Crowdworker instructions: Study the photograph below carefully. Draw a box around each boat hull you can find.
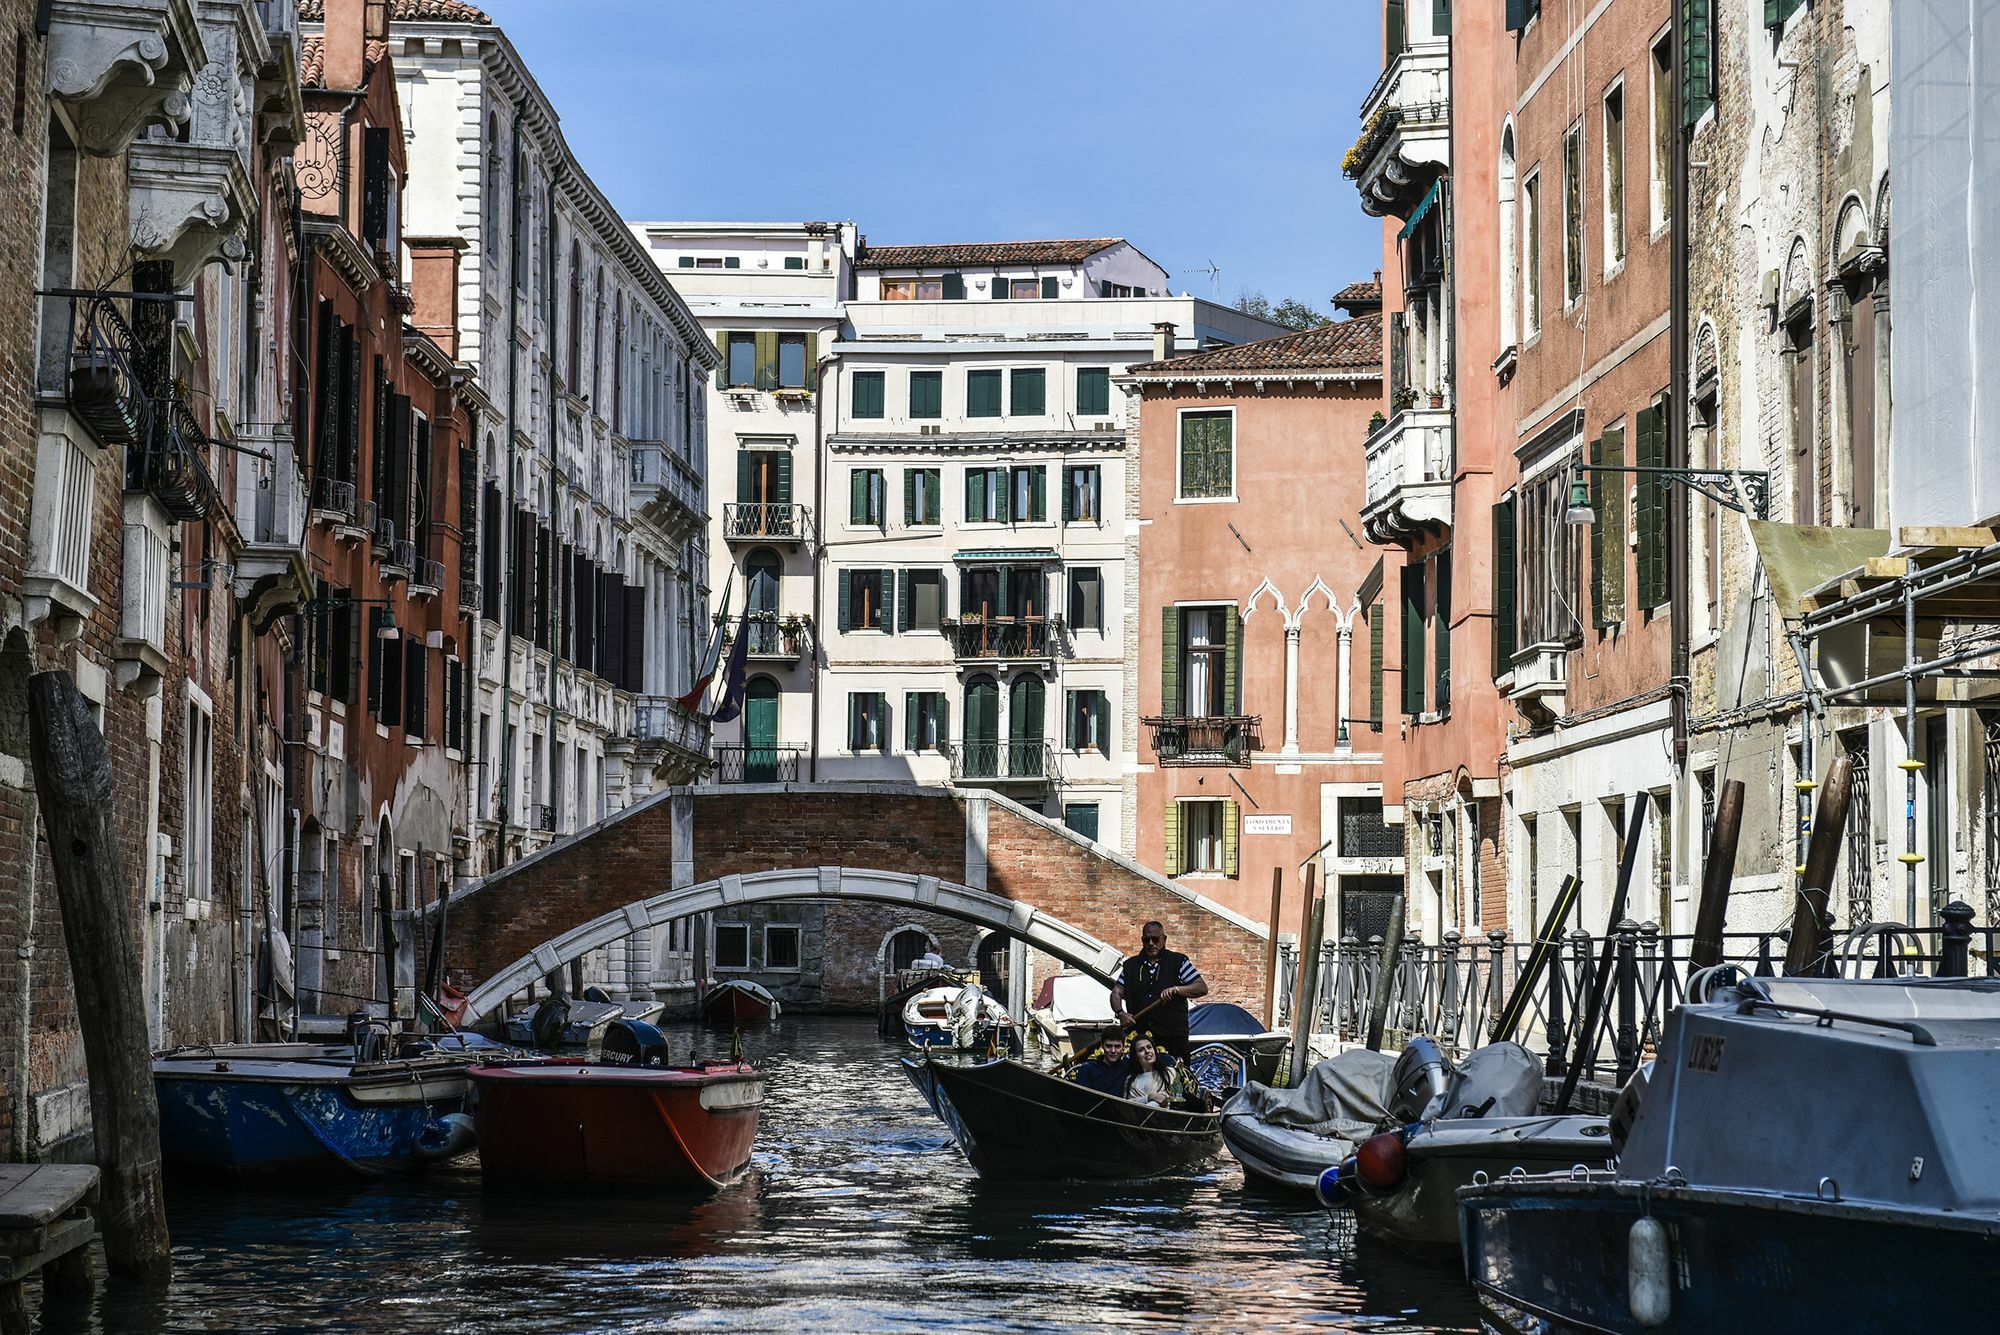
[154,1055,472,1176]
[469,1061,763,1189]
[1351,1116,1612,1246]
[913,1056,1220,1182]
[1459,1178,2000,1333]
[700,981,778,1026]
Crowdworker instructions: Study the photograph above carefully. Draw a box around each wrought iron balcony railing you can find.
[128,397,218,521]
[411,555,445,596]
[383,537,415,579]
[1144,714,1262,767]
[946,739,1058,785]
[530,803,556,833]
[310,476,357,522]
[459,577,483,615]
[60,294,148,449]
[940,615,1062,662]
[712,745,803,784]
[723,502,811,545]
[372,512,397,555]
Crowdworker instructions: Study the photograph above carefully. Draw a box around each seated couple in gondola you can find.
[1069,1032,1204,1109]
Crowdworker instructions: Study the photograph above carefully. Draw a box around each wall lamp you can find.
[1565,466,1771,524]
[301,594,404,640]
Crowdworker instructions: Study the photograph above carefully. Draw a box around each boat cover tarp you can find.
[1188,1002,1278,1040]
[1440,1042,1542,1120]
[1231,1048,1393,1138]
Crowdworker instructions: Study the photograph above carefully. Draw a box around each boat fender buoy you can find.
[1315,1163,1349,1208]
[1355,1132,1407,1190]
[1628,1216,1671,1327]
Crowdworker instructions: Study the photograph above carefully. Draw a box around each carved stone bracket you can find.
[45,0,207,155]
[128,138,253,281]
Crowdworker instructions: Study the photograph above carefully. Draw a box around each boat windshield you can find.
[1743,976,2000,1022]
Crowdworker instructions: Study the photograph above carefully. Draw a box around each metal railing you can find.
[723,502,811,543]
[411,555,446,593]
[371,511,396,554]
[947,739,1057,784]
[459,577,483,615]
[384,537,415,576]
[725,613,810,661]
[61,294,148,449]
[128,397,218,521]
[1273,902,1997,1087]
[941,615,1062,661]
[530,803,556,833]
[712,745,803,783]
[1144,714,1260,766]
[628,439,705,518]
[311,476,357,521]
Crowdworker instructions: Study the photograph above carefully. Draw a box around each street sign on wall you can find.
[1243,814,1293,836]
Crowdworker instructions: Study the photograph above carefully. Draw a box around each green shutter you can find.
[737,452,756,504]
[850,469,869,525]
[1064,691,1078,749]
[880,568,896,635]
[1684,0,1713,125]
[1224,610,1242,714]
[911,371,942,418]
[714,332,729,388]
[991,276,1009,300]
[997,567,1012,615]
[1011,368,1046,417]
[924,469,939,523]
[1369,603,1384,727]
[1506,0,1538,32]
[1061,467,1075,522]
[847,694,861,748]
[992,469,1011,523]
[803,332,819,389]
[942,273,965,300]
[939,696,950,748]
[774,451,793,505]
[1161,607,1183,715]
[967,369,1001,418]
[1028,466,1046,522]
[1401,565,1426,714]
[1078,366,1110,415]
[1493,497,1518,674]
[1094,691,1110,754]
[898,570,911,631]
[905,693,919,751]
[1386,0,1405,58]
[1433,553,1452,713]
[853,371,884,418]
[1603,423,1627,621]
[753,331,779,390]
[837,570,853,631]
[1222,800,1241,877]
[1163,802,1183,876]
[1637,402,1668,609]
[1041,276,1058,300]
[1432,0,1450,36]
[965,469,986,524]
[904,469,917,525]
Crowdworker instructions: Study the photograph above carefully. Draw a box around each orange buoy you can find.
[1355,1131,1407,1189]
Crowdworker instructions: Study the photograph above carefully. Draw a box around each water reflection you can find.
[57,1018,1481,1333]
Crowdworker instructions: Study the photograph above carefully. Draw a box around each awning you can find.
[1747,521,1891,621]
[1398,181,1442,240]
[953,548,1063,565]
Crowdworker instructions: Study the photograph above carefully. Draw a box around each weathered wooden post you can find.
[1939,899,1975,978]
[1784,755,1854,978]
[1689,779,1745,970]
[1262,867,1283,1028]
[1286,867,1324,1083]
[26,671,171,1281]
[1363,893,1406,1052]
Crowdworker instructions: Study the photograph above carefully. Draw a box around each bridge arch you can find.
[455,864,1126,1025]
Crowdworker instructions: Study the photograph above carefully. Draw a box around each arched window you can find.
[1008,675,1045,777]
[485,113,503,256]
[888,929,932,973]
[567,241,584,389]
[963,675,999,778]
[1499,124,1518,349]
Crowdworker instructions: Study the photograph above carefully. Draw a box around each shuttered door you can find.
[1224,611,1243,714]
[738,452,757,503]
[313,300,336,475]
[624,585,645,689]
[1636,403,1667,609]
[1161,607,1183,715]
[1493,497,1518,674]
[1369,603,1384,727]
[1163,802,1183,876]
[1222,800,1241,877]
[1401,565,1426,714]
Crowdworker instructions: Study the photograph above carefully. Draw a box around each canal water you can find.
[59,1018,1483,1333]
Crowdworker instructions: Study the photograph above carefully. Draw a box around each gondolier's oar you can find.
[1058,995,1171,1075]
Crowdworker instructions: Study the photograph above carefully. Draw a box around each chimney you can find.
[406,237,466,357]
[1151,321,1176,363]
[323,0,370,89]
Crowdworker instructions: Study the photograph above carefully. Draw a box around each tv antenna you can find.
[1187,261,1221,298]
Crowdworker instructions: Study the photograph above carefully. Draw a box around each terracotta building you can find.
[292,0,472,1015]
[1127,314,1393,938]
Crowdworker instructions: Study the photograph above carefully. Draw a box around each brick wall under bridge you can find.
[424,784,1270,1023]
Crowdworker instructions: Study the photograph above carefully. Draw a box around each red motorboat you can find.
[699,978,780,1026]
[467,1023,764,1189]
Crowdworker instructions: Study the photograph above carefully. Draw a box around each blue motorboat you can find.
[154,1040,477,1177]
[1458,975,2000,1332]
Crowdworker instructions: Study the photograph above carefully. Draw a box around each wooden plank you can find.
[2,1213,95,1283]
[1898,526,1999,551]
[1863,556,1911,579]
[0,1166,96,1230]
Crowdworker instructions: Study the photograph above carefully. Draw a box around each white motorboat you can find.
[904,983,1013,1050]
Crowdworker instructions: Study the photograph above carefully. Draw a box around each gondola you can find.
[906,1054,1221,1182]
[700,978,780,1025]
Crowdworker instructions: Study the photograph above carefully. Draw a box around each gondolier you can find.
[1110,921,1208,1060]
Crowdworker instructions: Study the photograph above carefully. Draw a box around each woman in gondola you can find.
[1126,1036,1198,1108]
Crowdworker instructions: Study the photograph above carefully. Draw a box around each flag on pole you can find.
[708,602,755,724]
[675,575,730,713]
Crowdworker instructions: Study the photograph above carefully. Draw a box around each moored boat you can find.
[469,1021,763,1189]
[154,1039,476,1176]
[1458,975,2000,1332]
[902,983,1014,1050]
[1185,1002,1290,1092]
[910,1054,1221,1181]
[502,996,624,1048]
[700,978,780,1026]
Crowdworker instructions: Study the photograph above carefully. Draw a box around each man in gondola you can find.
[1109,921,1207,1061]
[1068,1029,1130,1097]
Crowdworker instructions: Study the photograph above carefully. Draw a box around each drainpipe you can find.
[809,347,832,782]
[1668,3,1692,783]
[496,101,525,862]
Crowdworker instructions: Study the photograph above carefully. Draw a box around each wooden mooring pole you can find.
[1363,892,1405,1053]
[1688,779,1745,971]
[1286,873,1325,1085]
[1784,756,1855,977]
[1263,867,1283,1029]
[27,671,171,1282]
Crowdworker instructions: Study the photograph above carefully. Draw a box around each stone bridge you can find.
[421,783,1272,1026]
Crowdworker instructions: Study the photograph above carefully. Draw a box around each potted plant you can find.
[1392,387,1418,412]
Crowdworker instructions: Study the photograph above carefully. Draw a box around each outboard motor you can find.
[582,986,613,1005]
[601,1019,671,1069]
[346,1011,390,1065]
[1387,1035,1453,1124]
[530,994,572,1050]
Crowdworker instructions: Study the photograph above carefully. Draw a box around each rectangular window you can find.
[1069,567,1103,632]
[1492,494,1518,674]
[848,691,888,752]
[1177,606,1239,717]
[715,923,750,970]
[905,467,941,525]
[840,568,889,631]
[765,924,802,971]
[909,370,943,419]
[184,698,214,901]
[967,369,1002,418]
[784,255,806,270]
[1064,804,1101,843]
[1563,122,1584,306]
[852,370,885,419]
[1009,277,1044,300]
[1401,564,1426,715]
[1765,0,1804,30]
[726,333,756,388]
[1010,465,1047,522]
[1063,465,1102,522]
[1653,31,1675,228]
[905,690,948,751]
[964,466,1008,523]
[1066,689,1111,755]
[1523,171,1542,337]
[778,333,807,388]
[1172,799,1239,877]
[1636,396,1670,609]
[1178,409,1234,499]
[904,569,944,631]
[849,467,885,527]
[1589,425,1627,627]
[1077,366,1111,415]
[1010,368,1046,417]
[882,277,945,301]
[1603,83,1626,270]
[1519,464,1584,646]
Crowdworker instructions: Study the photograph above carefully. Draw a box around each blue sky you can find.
[479,0,1384,310]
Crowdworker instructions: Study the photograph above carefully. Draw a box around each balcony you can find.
[628,440,705,544]
[530,803,556,834]
[1348,41,1449,219]
[723,502,812,548]
[1144,715,1262,767]
[127,396,218,521]
[410,554,446,600]
[1507,642,1569,728]
[230,426,310,628]
[44,0,205,155]
[459,577,483,616]
[381,537,414,585]
[1361,406,1453,545]
[712,745,803,784]
[632,694,713,761]
[948,740,1058,791]
[57,294,148,450]
[728,614,812,666]
[941,615,1062,665]
[371,510,396,556]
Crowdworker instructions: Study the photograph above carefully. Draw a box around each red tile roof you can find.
[298,0,491,22]
[1333,279,1383,305]
[299,36,389,87]
[1125,313,1383,378]
[856,239,1123,270]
